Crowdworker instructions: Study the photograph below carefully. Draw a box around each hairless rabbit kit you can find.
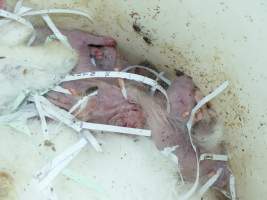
[0,1,265,200]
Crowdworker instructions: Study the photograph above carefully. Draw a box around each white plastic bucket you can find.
[3,1,267,199]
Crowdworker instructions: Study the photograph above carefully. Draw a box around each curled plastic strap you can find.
[37,95,151,137]
[90,57,96,66]
[16,6,32,15]
[229,174,236,200]
[122,65,171,86]
[160,145,184,184]
[34,138,88,190]
[161,146,179,165]
[82,130,102,152]
[200,153,228,162]
[14,0,24,13]
[120,84,128,99]
[0,104,37,123]
[150,71,165,95]
[0,0,30,25]
[37,96,82,132]
[21,8,93,21]
[33,95,49,138]
[0,9,33,28]
[198,168,223,197]
[118,78,128,99]
[214,188,231,199]
[179,81,229,200]
[14,1,33,16]
[52,86,72,95]
[61,71,170,112]
[41,14,71,48]
[115,68,128,99]
[69,91,98,114]
[10,90,30,112]
[82,121,151,137]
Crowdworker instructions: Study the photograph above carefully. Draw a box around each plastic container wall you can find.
[6,0,267,199]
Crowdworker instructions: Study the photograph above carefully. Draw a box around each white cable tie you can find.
[198,168,223,197]
[61,71,170,112]
[200,153,228,162]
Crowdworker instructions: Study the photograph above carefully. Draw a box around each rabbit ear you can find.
[0,0,4,9]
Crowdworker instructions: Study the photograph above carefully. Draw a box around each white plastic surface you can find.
[3,0,267,199]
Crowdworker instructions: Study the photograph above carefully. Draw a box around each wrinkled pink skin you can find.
[167,75,196,123]
[48,81,145,128]
[77,83,145,128]
[42,28,231,192]
[35,28,117,73]
[166,75,231,190]
[137,75,231,192]
[0,0,5,9]
[43,29,145,128]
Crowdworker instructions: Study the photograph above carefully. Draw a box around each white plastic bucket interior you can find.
[5,0,267,199]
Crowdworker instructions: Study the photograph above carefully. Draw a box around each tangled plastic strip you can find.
[179,81,229,200]
[197,168,223,197]
[81,121,151,137]
[229,174,236,200]
[9,90,30,112]
[90,57,96,66]
[41,14,71,48]
[34,138,88,191]
[150,71,166,96]
[123,65,170,96]
[122,65,171,86]
[82,130,102,152]
[22,8,92,47]
[114,68,128,99]
[51,90,98,138]
[37,95,151,137]
[14,0,24,13]
[16,6,32,15]
[52,86,72,95]
[33,95,49,138]
[0,104,37,123]
[161,146,185,184]
[0,104,36,136]
[160,146,179,165]
[61,71,170,112]
[1,1,92,47]
[200,153,228,162]
[0,9,33,28]
[21,8,92,20]
[69,90,98,114]
[213,174,236,200]
[37,95,82,132]
[35,139,86,181]
[0,0,29,26]
[118,76,128,99]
